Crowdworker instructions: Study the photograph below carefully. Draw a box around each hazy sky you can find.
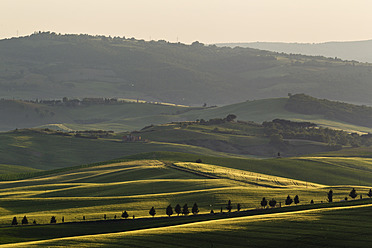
[1,0,372,44]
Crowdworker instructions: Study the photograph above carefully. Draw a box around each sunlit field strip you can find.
[3,203,372,248]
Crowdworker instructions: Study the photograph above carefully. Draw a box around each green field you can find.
[0,130,240,171]
[1,157,371,226]
[8,202,370,248]
[2,96,372,134]
[1,151,372,246]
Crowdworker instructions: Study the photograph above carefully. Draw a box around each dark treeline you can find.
[263,119,372,147]
[285,94,372,128]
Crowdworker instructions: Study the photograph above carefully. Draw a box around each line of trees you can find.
[10,189,372,225]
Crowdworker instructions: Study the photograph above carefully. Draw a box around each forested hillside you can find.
[285,94,372,128]
[218,40,372,63]
[1,32,372,105]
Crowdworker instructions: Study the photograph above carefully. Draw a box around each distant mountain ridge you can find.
[217,39,372,63]
[2,32,372,106]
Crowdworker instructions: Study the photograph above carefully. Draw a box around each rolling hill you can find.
[7,203,371,248]
[2,32,372,105]
[1,94,372,133]
[1,154,372,246]
[218,39,372,63]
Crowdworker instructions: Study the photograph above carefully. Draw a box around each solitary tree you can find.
[294,195,300,205]
[368,189,372,198]
[226,200,232,212]
[62,216,65,223]
[175,204,182,216]
[237,203,241,212]
[122,211,129,219]
[192,203,199,215]
[149,207,156,217]
[327,189,333,203]
[166,205,173,217]
[285,195,293,206]
[349,188,357,199]
[261,197,268,208]
[104,214,107,220]
[269,199,277,208]
[225,114,237,122]
[11,217,18,225]
[182,204,189,216]
[21,216,28,225]
[50,216,56,224]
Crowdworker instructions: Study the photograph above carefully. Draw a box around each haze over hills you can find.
[218,39,372,63]
[2,32,372,106]
[1,94,372,133]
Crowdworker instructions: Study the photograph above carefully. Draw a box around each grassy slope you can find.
[0,130,235,171]
[126,152,372,186]
[1,157,371,226]
[0,164,40,175]
[15,202,372,248]
[2,97,372,134]
[0,99,191,132]
[1,199,372,246]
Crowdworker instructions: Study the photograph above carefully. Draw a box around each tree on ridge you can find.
[122,211,129,219]
[11,217,18,225]
[226,200,232,212]
[166,205,173,217]
[261,197,268,208]
[327,189,333,203]
[21,216,28,225]
[175,204,181,216]
[349,188,357,199]
[285,195,293,206]
[149,207,156,217]
[192,203,199,215]
[182,204,189,216]
[294,195,300,205]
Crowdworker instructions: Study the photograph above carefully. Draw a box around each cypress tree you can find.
[166,205,173,217]
[261,197,268,208]
[192,203,199,215]
[149,207,156,217]
[50,216,56,224]
[175,204,181,216]
[349,188,357,199]
[285,195,293,206]
[182,204,189,216]
[294,195,300,205]
[122,211,129,219]
[226,200,232,212]
[327,189,333,203]
[11,217,18,225]
[21,216,28,225]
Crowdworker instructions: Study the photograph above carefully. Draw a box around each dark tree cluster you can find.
[263,119,366,147]
[286,94,372,130]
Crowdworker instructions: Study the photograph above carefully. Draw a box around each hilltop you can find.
[2,32,372,105]
[1,94,372,133]
[218,39,372,63]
